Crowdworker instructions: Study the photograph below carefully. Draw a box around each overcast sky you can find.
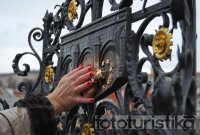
[0,0,199,74]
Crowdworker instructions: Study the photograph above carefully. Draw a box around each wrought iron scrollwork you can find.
[12,28,43,95]
[108,0,133,11]
[65,0,91,31]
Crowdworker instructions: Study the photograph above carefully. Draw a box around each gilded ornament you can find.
[81,123,94,135]
[92,69,105,83]
[68,0,78,22]
[152,27,173,61]
[44,65,54,84]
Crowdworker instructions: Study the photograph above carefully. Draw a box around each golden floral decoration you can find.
[44,65,54,84]
[81,123,94,135]
[152,27,173,61]
[68,0,78,22]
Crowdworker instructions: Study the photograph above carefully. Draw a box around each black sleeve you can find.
[14,94,57,135]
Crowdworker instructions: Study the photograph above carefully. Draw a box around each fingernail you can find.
[86,81,92,86]
[90,98,95,103]
[88,66,93,71]
[89,72,94,78]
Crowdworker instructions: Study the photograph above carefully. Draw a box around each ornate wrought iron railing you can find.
[2,0,196,134]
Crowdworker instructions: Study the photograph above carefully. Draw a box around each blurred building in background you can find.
[0,71,38,107]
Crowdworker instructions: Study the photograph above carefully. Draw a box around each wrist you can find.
[46,95,64,115]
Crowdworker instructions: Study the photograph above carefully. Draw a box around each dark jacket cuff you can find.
[14,94,57,135]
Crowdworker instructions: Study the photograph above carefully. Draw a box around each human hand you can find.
[47,65,95,115]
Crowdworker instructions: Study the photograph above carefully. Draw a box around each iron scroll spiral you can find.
[12,28,43,95]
